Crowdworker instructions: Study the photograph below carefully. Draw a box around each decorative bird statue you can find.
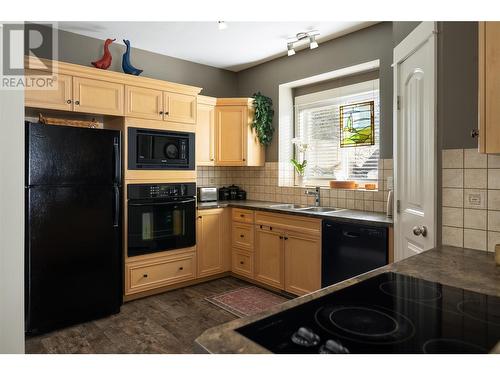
[122,39,143,76]
[91,38,115,70]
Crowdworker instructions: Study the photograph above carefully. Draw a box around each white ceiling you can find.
[57,22,377,72]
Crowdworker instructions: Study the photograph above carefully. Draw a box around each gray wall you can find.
[393,22,422,46]
[236,22,394,162]
[438,22,478,150]
[53,28,238,98]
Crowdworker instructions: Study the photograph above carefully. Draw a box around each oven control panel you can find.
[128,183,196,200]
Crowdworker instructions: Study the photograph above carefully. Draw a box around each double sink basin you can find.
[268,204,345,214]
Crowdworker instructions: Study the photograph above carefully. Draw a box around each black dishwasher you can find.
[322,220,388,288]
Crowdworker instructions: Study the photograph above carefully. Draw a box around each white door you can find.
[394,22,437,261]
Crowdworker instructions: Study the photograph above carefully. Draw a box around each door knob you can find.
[412,225,427,237]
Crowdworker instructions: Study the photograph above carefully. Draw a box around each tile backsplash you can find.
[442,148,500,252]
[197,159,393,213]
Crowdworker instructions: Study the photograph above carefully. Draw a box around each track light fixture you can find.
[218,21,228,30]
[286,30,320,56]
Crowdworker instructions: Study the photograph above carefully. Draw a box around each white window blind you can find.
[295,80,380,185]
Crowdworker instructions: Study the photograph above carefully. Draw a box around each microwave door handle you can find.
[128,199,195,206]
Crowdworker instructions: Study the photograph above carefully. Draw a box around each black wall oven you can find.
[128,127,195,170]
[127,183,196,257]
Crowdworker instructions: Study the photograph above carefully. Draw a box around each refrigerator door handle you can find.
[113,186,120,228]
[113,137,121,185]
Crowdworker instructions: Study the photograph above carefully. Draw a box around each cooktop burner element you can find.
[379,280,442,301]
[236,272,500,353]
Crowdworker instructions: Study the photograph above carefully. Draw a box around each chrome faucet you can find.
[305,186,321,207]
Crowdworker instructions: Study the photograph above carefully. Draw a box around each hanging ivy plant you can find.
[251,92,275,146]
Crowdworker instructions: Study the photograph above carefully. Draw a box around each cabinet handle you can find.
[159,111,164,115]
[279,236,283,239]
[284,237,289,240]
[260,225,263,229]
[143,274,148,278]
[179,266,184,270]
[243,158,246,161]
[240,214,245,218]
[165,111,169,115]
[210,158,214,161]
[471,129,479,138]
[197,216,202,219]
[74,100,80,105]
[66,99,72,104]
[240,234,244,238]
[240,261,244,265]
[270,226,273,231]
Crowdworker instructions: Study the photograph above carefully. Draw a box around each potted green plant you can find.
[251,92,274,146]
[290,138,309,184]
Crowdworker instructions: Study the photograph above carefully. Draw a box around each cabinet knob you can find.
[210,158,214,161]
[279,236,283,239]
[471,129,479,138]
[240,234,244,238]
[66,99,72,104]
[197,216,202,219]
[74,100,80,105]
[165,111,169,115]
[240,214,245,218]
[159,111,164,115]
[143,274,148,278]
[240,261,244,265]
[284,237,289,240]
[242,158,246,161]
[179,266,184,270]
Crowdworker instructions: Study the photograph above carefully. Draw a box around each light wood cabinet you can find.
[125,250,196,295]
[215,98,265,167]
[232,249,254,278]
[164,91,197,124]
[232,208,254,224]
[478,22,500,153]
[196,96,216,166]
[73,77,124,116]
[125,85,163,120]
[25,71,73,111]
[254,226,284,289]
[197,209,225,278]
[232,222,254,251]
[284,231,321,296]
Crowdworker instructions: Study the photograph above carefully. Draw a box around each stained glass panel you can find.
[339,100,375,147]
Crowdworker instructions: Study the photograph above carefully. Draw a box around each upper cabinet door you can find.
[125,86,163,120]
[479,22,500,153]
[163,91,197,124]
[215,106,247,166]
[25,71,73,111]
[73,77,124,116]
[196,103,215,166]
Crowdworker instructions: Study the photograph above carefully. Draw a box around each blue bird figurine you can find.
[122,39,143,76]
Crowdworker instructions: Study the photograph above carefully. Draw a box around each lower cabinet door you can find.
[197,209,225,278]
[284,233,321,296]
[254,227,284,289]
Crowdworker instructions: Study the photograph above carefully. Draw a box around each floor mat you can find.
[205,286,289,317]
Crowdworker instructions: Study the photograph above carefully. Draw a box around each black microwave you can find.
[128,127,195,170]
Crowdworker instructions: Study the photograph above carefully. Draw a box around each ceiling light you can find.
[309,35,318,49]
[286,30,320,56]
[217,21,227,30]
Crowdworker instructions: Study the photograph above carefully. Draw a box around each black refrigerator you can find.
[25,122,123,335]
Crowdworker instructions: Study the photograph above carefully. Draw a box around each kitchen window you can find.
[294,79,380,186]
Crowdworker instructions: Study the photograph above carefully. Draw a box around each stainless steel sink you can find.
[296,206,343,213]
[269,204,308,209]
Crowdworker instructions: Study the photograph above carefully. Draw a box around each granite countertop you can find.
[194,246,500,354]
[197,200,393,227]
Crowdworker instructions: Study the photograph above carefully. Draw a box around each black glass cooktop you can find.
[236,272,500,354]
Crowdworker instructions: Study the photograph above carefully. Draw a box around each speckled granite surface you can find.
[194,246,500,354]
[197,200,393,227]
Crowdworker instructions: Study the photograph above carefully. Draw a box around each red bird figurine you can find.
[91,38,115,70]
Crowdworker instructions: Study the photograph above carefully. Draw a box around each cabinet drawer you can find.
[232,249,253,278]
[232,208,254,224]
[232,223,254,250]
[126,253,195,294]
[255,211,321,237]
